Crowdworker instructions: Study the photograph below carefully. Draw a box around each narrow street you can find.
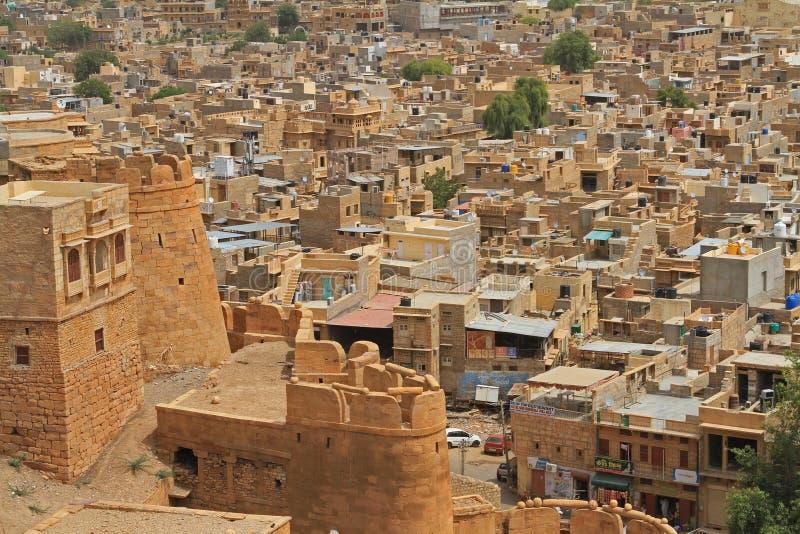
[448,445,520,509]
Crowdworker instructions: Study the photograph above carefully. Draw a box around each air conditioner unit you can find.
[545,463,558,473]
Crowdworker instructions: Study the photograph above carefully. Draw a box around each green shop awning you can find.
[591,472,631,491]
[584,230,614,241]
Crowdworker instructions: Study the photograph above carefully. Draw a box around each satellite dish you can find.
[208,197,214,203]
[690,192,696,198]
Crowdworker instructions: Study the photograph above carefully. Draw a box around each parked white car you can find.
[446,427,482,448]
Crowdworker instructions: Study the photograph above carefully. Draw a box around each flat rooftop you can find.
[733,351,792,369]
[527,367,618,391]
[411,291,474,307]
[175,342,290,422]
[0,111,55,122]
[618,392,701,422]
[32,502,290,534]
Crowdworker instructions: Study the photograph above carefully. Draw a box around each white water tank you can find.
[208,236,220,248]
[173,133,184,143]
[720,174,729,187]
[542,127,550,135]
[774,220,788,238]
[214,155,235,179]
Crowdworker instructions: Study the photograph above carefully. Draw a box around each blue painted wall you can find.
[457,371,531,400]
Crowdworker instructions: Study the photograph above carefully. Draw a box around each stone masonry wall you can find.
[451,472,501,508]
[118,153,230,367]
[0,291,143,481]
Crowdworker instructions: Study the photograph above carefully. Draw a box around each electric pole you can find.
[460,439,467,475]
[500,396,511,474]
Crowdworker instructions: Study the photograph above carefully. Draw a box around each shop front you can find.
[591,472,631,506]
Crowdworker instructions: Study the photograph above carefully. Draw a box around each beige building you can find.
[0,181,143,482]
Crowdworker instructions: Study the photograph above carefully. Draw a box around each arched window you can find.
[67,249,81,283]
[95,241,108,274]
[114,233,126,264]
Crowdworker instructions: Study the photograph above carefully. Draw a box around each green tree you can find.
[0,17,15,30]
[277,3,300,33]
[399,58,452,81]
[726,351,800,533]
[482,93,530,139]
[244,21,272,43]
[519,16,539,25]
[547,0,577,10]
[46,20,92,50]
[65,0,87,7]
[543,30,599,74]
[75,78,113,104]
[151,85,186,100]
[74,49,119,82]
[215,0,228,8]
[514,77,548,129]
[101,0,117,7]
[422,167,463,210]
[656,86,697,109]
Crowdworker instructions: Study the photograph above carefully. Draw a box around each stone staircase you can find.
[282,269,300,304]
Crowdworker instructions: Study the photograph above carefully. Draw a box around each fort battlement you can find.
[115,153,230,368]
[156,343,452,533]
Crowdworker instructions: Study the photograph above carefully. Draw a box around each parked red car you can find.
[483,433,511,455]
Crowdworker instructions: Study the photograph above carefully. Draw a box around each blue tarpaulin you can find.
[584,230,614,241]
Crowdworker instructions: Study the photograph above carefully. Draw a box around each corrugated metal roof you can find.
[468,312,556,338]
[224,221,295,232]
[216,239,274,251]
[580,341,681,355]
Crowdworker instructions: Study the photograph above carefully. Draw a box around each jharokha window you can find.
[115,233,125,264]
[67,249,81,283]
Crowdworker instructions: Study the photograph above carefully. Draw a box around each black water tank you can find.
[709,112,715,119]
[749,175,758,184]
[637,197,647,207]
[625,180,634,187]
[655,287,667,298]
[400,296,412,307]
[696,326,710,337]
[559,284,571,298]
[762,312,773,324]
[349,253,361,260]
[665,287,678,299]
[612,228,622,238]
[301,247,312,253]
[749,340,763,351]
[740,174,749,184]
[775,147,781,155]
[657,176,667,186]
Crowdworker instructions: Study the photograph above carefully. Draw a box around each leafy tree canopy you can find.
[74,49,119,82]
[244,21,272,43]
[46,20,92,50]
[0,17,15,30]
[656,86,697,109]
[547,0,577,11]
[542,30,599,74]
[399,58,452,81]
[151,85,187,100]
[277,3,300,32]
[422,167,463,210]
[75,78,113,104]
[519,16,539,25]
[215,0,228,9]
[101,0,117,8]
[483,93,530,139]
[514,77,549,129]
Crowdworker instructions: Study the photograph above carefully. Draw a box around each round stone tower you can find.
[117,152,230,367]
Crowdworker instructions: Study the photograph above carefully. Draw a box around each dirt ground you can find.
[177,342,291,421]
[0,366,209,534]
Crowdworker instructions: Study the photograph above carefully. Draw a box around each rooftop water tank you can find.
[774,220,788,238]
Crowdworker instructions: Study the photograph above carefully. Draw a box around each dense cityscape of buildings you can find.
[1,0,800,532]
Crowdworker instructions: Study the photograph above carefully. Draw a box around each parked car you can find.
[496,457,517,482]
[484,433,512,455]
[445,427,482,448]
